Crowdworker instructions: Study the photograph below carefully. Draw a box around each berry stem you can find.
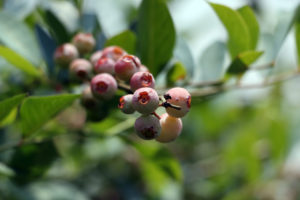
[152,112,161,120]
[118,82,133,94]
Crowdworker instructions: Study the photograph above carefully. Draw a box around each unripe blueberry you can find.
[101,46,127,61]
[81,85,99,109]
[132,87,159,114]
[91,73,117,100]
[135,115,161,140]
[115,55,141,81]
[72,33,95,54]
[164,87,191,118]
[69,59,92,80]
[54,43,79,67]
[90,50,103,66]
[94,57,115,75]
[118,94,135,114]
[155,113,182,143]
[130,71,155,91]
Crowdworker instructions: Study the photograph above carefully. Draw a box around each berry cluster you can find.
[54,33,191,143]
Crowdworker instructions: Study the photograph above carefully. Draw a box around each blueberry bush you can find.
[0,0,300,199]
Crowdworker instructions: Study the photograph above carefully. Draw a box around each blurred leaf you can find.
[43,10,70,44]
[45,1,79,33]
[20,94,80,136]
[9,141,58,184]
[198,41,226,81]
[95,32,107,50]
[3,0,38,19]
[0,12,41,66]
[295,6,300,66]
[237,6,259,49]
[105,30,137,54]
[0,46,41,77]
[209,3,250,58]
[173,36,195,77]
[81,13,98,33]
[27,181,89,200]
[227,51,263,74]
[0,108,18,128]
[167,61,187,85]
[0,94,26,122]
[0,162,15,177]
[34,25,57,77]
[137,0,176,76]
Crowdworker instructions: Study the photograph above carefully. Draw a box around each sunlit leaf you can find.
[0,162,15,177]
[209,3,250,58]
[0,93,27,122]
[227,51,263,74]
[295,6,300,66]
[0,46,41,77]
[237,6,259,49]
[20,94,80,135]
[105,30,137,54]
[137,0,176,76]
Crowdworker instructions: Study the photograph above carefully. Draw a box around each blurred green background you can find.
[0,0,300,199]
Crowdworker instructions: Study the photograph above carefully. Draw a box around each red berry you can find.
[94,57,115,75]
[135,115,161,140]
[164,87,191,118]
[90,50,103,66]
[101,46,127,61]
[130,71,155,91]
[69,59,92,80]
[118,94,135,114]
[115,55,141,81]
[132,87,159,114]
[72,33,95,54]
[91,73,117,99]
[155,113,182,143]
[54,43,79,67]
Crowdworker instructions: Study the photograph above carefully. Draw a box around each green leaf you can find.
[3,0,38,19]
[0,46,41,77]
[227,51,263,74]
[167,61,187,86]
[198,41,226,81]
[209,3,250,58]
[295,6,300,66]
[43,10,70,44]
[0,162,15,177]
[105,30,137,54]
[137,0,176,76]
[0,11,41,66]
[0,94,27,122]
[237,6,259,49]
[20,94,80,135]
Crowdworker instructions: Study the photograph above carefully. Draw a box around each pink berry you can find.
[94,57,115,75]
[69,59,92,80]
[118,94,135,114]
[132,87,159,114]
[135,115,161,140]
[91,73,117,100]
[130,71,155,91]
[155,113,182,143]
[164,87,191,118]
[54,43,79,67]
[90,50,103,66]
[72,33,95,54]
[101,46,127,61]
[115,55,141,81]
